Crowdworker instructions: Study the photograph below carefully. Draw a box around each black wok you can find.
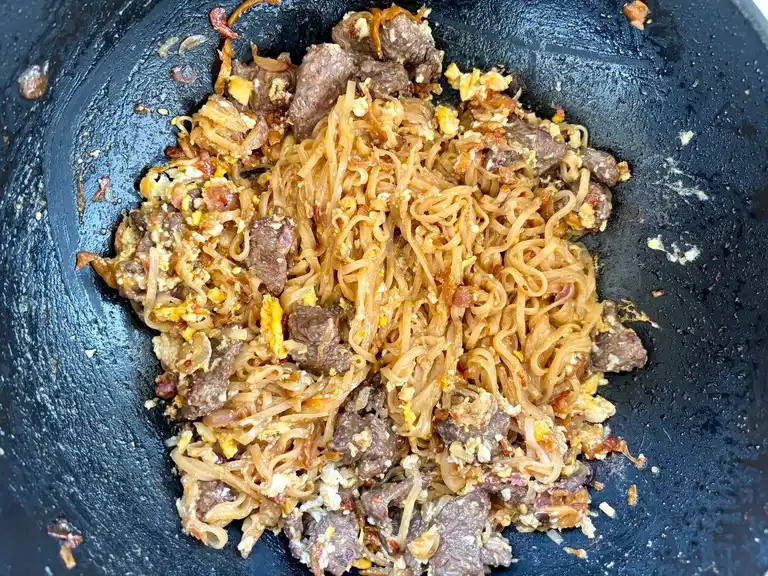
[1,0,767,574]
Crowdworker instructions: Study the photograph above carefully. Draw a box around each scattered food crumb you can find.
[628,484,638,506]
[0,447,5,456]
[563,547,587,560]
[144,398,159,410]
[651,465,660,475]
[34,211,42,221]
[89,150,102,158]
[47,518,83,570]
[134,104,150,114]
[679,130,695,146]
[92,176,110,202]
[647,236,701,265]
[18,62,50,100]
[592,480,605,491]
[618,300,660,329]
[546,529,564,545]
[599,502,616,518]
[157,108,170,116]
[171,65,198,84]
[623,0,649,30]
[84,349,96,358]
[651,289,664,297]
[157,36,180,58]
[635,453,647,470]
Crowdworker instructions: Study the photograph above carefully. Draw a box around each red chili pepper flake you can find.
[209,7,240,39]
[170,65,198,84]
[92,176,110,202]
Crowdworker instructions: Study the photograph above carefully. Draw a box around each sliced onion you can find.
[179,35,207,56]
[252,55,290,72]
[547,529,564,545]
[157,36,180,58]
[176,332,212,374]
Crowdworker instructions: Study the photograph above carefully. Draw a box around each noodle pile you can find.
[79,3,647,573]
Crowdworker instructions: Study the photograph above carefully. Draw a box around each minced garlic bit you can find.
[617,160,632,182]
[627,484,638,506]
[679,130,694,147]
[599,501,616,518]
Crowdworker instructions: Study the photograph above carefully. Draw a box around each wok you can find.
[0,0,767,574]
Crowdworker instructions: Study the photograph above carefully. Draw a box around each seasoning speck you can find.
[134,104,150,114]
[144,398,159,410]
[651,465,660,475]
[651,289,664,297]
[563,547,587,560]
[157,108,170,116]
[84,349,96,358]
[34,211,42,221]
[18,63,50,100]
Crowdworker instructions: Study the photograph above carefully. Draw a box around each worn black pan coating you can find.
[0,0,767,574]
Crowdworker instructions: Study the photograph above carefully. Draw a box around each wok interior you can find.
[0,0,766,574]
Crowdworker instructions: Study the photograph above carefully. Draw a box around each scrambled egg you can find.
[435,105,460,136]
[217,433,239,459]
[228,75,253,106]
[533,420,551,442]
[154,297,209,324]
[444,63,514,102]
[573,393,616,424]
[260,295,287,359]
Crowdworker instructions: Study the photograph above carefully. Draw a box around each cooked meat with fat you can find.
[361,477,414,531]
[286,511,363,576]
[231,59,296,112]
[180,338,243,420]
[380,14,443,84]
[582,147,619,187]
[288,44,358,139]
[287,304,353,375]
[505,118,566,175]
[591,301,647,372]
[245,217,295,295]
[331,12,378,57]
[328,410,399,479]
[196,480,237,521]
[357,59,410,98]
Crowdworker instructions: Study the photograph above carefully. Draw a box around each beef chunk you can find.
[485,143,522,172]
[553,461,592,492]
[288,44,358,139]
[479,535,513,568]
[246,217,295,295]
[155,372,178,400]
[380,14,443,83]
[287,304,352,375]
[342,373,388,418]
[581,147,619,187]
[332,12,377,57]
[180,338,243,420]
[481,472,529,504]
[583,182,613,231]
[231,59,296,112]
[328,411,398,480]
[505,118,566,176]
[436,393,511,457]
[116,260,147,302]
[591,301,647,373]
[303,512,363,576]
[357,60,410,98]
[430,490,505,576]
[361,478,414,531]
[196,480,237,521]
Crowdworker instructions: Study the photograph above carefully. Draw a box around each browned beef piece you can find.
[304,512,363,576]
[282,509,306,562]
[484,144,522,172]
[115,260,147,302]
[591,301,647,372]
[582,147,619,187]
[331,12,377,57]
[481,471,529,504]
[195,480,237,521]
[246,217,295,295]
[231,59,296,112]
[380,14,443,83]
[553,461,592,491]
[288,44,358,139]
[287,304,352,375]
[180,339,243,420]
[357,59,410,98]
[343,373,388,418]
[436,409,511,456]
[361,478,414,531]
[430,490,500,576]
[505,118,566,175]
[328,411,398,480]
[154,372,178,400]
[583,182,613,230]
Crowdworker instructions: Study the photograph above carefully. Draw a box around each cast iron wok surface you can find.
[0,0,767,574]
